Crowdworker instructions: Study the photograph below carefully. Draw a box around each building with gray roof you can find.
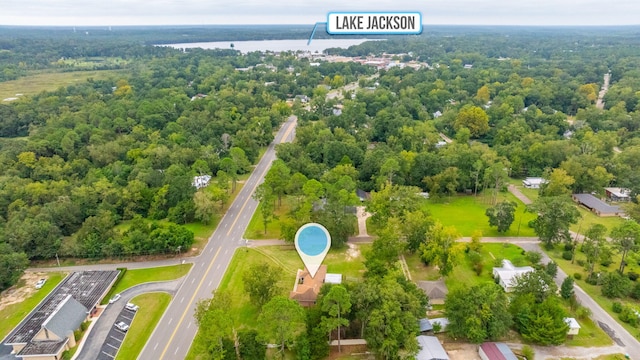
[572,193,623,217]
[416,336,449,360]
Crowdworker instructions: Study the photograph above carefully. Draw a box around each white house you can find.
[192,175,211,190]
[564,317,581,336]
[492,260,534,292]
[522,177,547,189]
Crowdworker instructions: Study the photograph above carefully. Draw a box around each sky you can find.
[1,0,639,27]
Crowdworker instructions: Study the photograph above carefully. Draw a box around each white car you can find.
[125,303,139,312]
[114,321,129,332]
[35,279,46,289]
[108,294,121,304]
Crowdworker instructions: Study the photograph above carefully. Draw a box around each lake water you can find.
[161,39,378,53]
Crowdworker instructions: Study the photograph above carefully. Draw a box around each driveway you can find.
[74,279,182,360]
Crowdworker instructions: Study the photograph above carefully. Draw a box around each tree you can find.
[253,183,276,234]
[483,162,510,205]
[403,210,433,253]
[420,221,463,276]
[454,105,489,138]
[364,218,405,278]
[194,291,235,360]
[511,295,569,345]
[193,190,217,224]
[264,159,291,208]
[320,285,352,353]
[540,168,575,197]
[238,330,266,360]
[582,224,609,276]
[445,283,512,343]
[258,296,306,355]
[610,221,640,274]
[528,196,580,249]
[367,184,423,226]
[512,270,558,304]
[0,244,29,291]
[242,262,281,308]
[600,271,633,298]
[485,201,516,233]
[560,276,575,300]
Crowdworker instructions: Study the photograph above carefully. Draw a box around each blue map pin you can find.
[294,223,331,278]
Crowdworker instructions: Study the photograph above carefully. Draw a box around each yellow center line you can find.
[158,246,222,360]
[225,119,296,236]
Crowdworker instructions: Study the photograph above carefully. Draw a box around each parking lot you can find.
[96,305,138,360]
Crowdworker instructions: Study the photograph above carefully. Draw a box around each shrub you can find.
[562,251,573,261]
[564,243,574,251]
[586,272,600,285]
[629,272,639,282]
[525,251,542,265]
[619,306,639,326]
[612,302,623,313]
[573,272,582,280]
[601,272,633,298]
[576,259,585,267]
[521,345,535,360]
[432,321,442,333]
[494,258,504,267]
[576,306,592,320]
[473,262,483,276]
[601,258,613,267]
[546,262,558,278]
[631,283,640,300]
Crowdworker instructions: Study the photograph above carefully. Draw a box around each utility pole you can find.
[55,253,60,267]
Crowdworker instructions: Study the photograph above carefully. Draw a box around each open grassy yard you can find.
[546,244,640,340]
[0,70,127,101]
[245,198,293,239]
[565,312,612,347]
[0,272,66,339]
[101,264,192,304]
[115,292,172,360]
[425,192,537,237]
[571,206,625,234]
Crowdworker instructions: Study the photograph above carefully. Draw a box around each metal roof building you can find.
[416,336,449,360]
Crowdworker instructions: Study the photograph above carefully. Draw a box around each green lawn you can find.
[565,311,612,347]
[571,206,625,234]
[0,272,66,339]
[547,245,640,340]
[245,198,293,239]
[508,178,540,202]
[101,264,192,304]
[443,242,532,291]
[115,292,172,360]
[425,192,537,237]
[0,69,127,101]
[186,244,369,360]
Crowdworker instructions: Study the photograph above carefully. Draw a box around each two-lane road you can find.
[138,115,297,360]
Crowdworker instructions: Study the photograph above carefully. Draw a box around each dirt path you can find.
[439,132,453,144]
[355,206,372,237]
[508,184,533,205]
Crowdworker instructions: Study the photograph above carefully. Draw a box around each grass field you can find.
[101,264,191,304]
[425,192,538,237]
[547,245,640,339]
[571,206,625,234]
[245,198,293,239]
[115,292,172,360]
[0,70,127,101]
[0,272,66,339]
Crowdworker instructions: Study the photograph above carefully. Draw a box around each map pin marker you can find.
[295,223,331,278]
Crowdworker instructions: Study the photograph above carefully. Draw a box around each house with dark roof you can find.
[572,193,623,217]
[3,271,119,360]
[478,342,517,360]
[418,280,448,305]
[416,336,449,360]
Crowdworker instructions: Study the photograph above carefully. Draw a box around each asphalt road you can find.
[75,279,182,360]
[137,115,297,360]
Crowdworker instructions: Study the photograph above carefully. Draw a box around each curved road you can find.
[137,115,297,360]
[75,279,182,360]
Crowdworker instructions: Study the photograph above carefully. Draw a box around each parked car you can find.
[125,303,139,312]
[35,279,46,289]
[108,294,121,304]
[114,321,129,332]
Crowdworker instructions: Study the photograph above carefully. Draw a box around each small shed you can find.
[522,177,546,189]
[478,342,517,360]
[564,317,581,336]
[416,336,449,360]
[605,187,631,202]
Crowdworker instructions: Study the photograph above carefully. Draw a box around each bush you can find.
[576,306,592,320]
[631,283,640,300]
[473,262,483,276]
[612,302,623,313]
[546,262,558,278]
[619,306,639,326]
[573,272,583,280]
[600,258,613,267]
[576,259,585,267]
[601,272,633,298]
[564,243,574,251]
[432,321,442,333]
[525,251,542,265]
[562,251,573,261]
[586,273,599,285]
[629,272,639,282]
[521,345,535,360]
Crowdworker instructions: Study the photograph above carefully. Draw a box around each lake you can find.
[161,39,379,53]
